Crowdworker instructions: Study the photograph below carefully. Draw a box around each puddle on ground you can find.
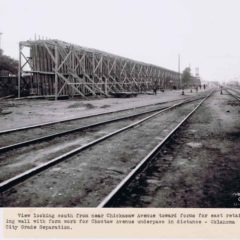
[146,179,161,185]
[189,129,197,133]
[155,136,163,140]
[50,167,61,172]
[186,142,202,148]
[175,158,189,166]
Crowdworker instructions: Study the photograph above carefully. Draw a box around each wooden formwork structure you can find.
[18,39,181,99]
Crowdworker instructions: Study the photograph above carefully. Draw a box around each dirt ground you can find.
[112,90,240,208]
[0,89,205,130]
[1,88,239,208]
[0,99,202,207]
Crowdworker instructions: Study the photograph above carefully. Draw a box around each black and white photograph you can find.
[0,0,240,212]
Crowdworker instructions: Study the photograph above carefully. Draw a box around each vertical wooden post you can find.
[92,52,95,96]
[105,77,108,95]
[54,45,58,100]
[18,43,22,98]
[100,56,103,95]
[71,48,75,97]
[114,58,117,88]
[42,46,48,95]
[35,45,40,95]
[39,46,44,96]
[83,53,86,95]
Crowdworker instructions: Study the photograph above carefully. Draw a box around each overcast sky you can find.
[1,0,240,82]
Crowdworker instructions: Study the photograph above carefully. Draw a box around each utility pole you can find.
[0,32,3,49]
[178,54,184,95]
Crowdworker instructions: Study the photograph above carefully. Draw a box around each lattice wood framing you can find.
[18,39,182,99]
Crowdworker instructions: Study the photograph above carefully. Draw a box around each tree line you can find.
[0,49,18,75]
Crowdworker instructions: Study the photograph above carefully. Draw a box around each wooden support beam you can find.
[18,43,22,98]
[19,39,182,98]
[54,45,59,100]
[43,42,56,64]
[56,72,85,97]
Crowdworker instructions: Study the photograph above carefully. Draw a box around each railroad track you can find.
[0,95,194,135]
[0,94,209,153]
[224,87,240,101]
[0,93,212,196]
[97,90,214,208]
[1,91,219,207]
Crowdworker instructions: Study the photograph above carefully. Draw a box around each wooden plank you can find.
[19,39,184,98]
[56,72,85,97]
[54,45,59,99]
[43,42,56,64]
[18,44,22,98]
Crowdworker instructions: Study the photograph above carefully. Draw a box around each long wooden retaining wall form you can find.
[18,39,184,99]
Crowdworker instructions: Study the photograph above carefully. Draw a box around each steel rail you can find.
[0,96,205,153]
[0,106,168,153]
[97,90,214,208]
[0,96,191,135]
[226,86,240,95]
[0,95,206,193]
[224,88,240,102]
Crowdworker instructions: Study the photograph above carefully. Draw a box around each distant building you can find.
[228,80,239,86]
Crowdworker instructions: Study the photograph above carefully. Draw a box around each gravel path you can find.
[110,91,240,208]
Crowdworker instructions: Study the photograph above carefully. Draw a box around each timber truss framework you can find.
[18,39,181,99]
